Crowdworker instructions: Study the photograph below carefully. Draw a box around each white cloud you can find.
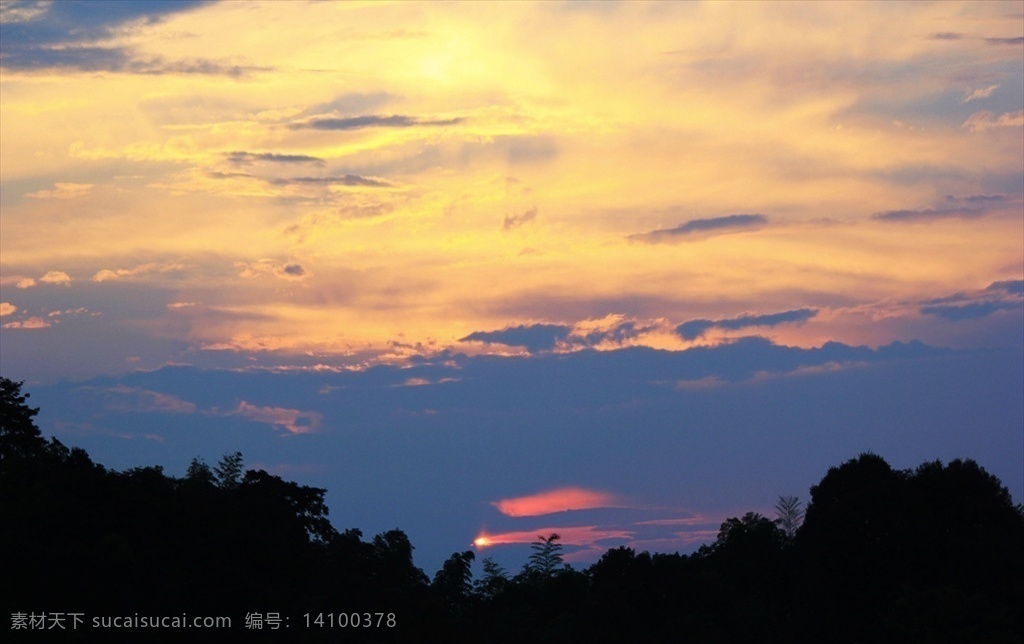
[963,84,998,103]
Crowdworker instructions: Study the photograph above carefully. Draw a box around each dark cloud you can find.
[502,207,538,231]
[928,32,965,40]
[0,1,266,77]
[676,308,818,340]
[986,37,1024,46]
[920,280,1024,321]
[574,320,654,347]
[271,175,392,188]
[281,264,305,277]
[460,324,571,351]
[961,194,1008,204]
[226,152,325,166]
[629,214,767,243]
[0,0,270,76]
[290,114,464,131]
[872,208,980,222]
[207,171,256,180]
[987,280,1024,296]
[871,193,1018,222]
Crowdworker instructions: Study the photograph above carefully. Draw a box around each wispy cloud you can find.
[25,182,93,200]
[226,151,325,166]
[628,214,767,243]
[103,386,198,414]
[676,308,818,341]
[92,262,185,282]
[920,280,1024,321]
[502,207,538,231]
[231,401,321,435]
[985,37,1024,46]
[271,175,391,188]
[235,259,310,281]
[962,109,1024,132]
[461,324,570,352]
[289,114,464,131]
[963,84,999,103]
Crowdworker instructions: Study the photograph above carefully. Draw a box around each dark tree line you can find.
[2,377,1022,641]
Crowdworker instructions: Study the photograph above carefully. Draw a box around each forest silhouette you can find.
[2,376,1022,641]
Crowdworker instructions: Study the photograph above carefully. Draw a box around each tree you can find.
[774,495,804,539]
[214,451,244,489]
[432,550,475,610]
[0,377,45,463]
[526,533,563,577]
[474,557,509,600]
[185,456,216,486]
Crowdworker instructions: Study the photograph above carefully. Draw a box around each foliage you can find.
[524,533,563,578]
[213,450,244,489]
[3,383,1022,640]
[774,494,804,539]
[0,377,44,463]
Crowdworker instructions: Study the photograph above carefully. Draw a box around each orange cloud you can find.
[492,487,622,517]
[0,303,16,317]
[39,271,71,285]
[2,317,51,329]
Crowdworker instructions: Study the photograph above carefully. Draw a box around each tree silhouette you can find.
[432,550,476,619]
[525,533,563,577]
[213,451,244,489]
[774,495,804,539]
[184,456,216,486]
[0,377,45,463]
[5,382,1022,640]
[475,557,510,600]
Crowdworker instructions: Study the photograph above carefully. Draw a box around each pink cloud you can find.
[232,401,322,435]
[474,525,634,549]
[492,487,623,517]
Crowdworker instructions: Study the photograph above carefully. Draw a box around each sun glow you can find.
[473,536,491,548]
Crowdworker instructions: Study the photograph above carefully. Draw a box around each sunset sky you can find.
[1,0,1022,573]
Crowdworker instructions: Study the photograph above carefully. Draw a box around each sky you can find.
[1,0,1022,574]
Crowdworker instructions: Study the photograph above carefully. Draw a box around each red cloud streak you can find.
[475,525,633,548]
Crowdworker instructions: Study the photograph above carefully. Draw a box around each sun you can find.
[473,536,491,548]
